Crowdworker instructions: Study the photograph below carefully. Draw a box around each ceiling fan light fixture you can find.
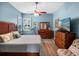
[34,12,40,16]
[34,2,47,16]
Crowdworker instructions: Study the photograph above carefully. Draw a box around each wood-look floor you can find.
[41,39,59,56]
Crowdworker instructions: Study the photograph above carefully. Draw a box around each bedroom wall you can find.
[53,2,79,38]
[0,2,22,25]
[22,14,53,34]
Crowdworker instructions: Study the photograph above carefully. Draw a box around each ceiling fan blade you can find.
[34,11,47,14]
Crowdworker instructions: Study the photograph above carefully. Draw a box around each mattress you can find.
[0,35,41,52]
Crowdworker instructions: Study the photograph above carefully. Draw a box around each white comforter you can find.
[0,35,41,52]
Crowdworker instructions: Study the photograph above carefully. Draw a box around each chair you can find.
[57,39,79,56]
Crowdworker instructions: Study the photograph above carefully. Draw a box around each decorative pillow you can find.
[0,33,11,42]
[5,32,13,40]
[57,49,75,56]
[69,39,79,56]
[72,39,79,46]
[0,37,4,42]
[12,31,21,39]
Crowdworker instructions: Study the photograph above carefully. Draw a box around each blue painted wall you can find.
[22,14,53,34]
[23,14,53,23]
[0,2,22,25]
[53,2,79,38]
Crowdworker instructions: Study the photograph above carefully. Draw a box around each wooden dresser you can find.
[38,29,53,39]
[55,31,75,49]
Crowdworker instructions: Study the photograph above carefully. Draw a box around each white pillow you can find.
[12,31,20,35]
[5,32,13,39]
[12,31,21,38]
[0,33,12,42]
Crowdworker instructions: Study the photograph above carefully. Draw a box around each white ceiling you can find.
[10,2,64,14]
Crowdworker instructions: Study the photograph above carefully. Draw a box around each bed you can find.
[0,22,41,56]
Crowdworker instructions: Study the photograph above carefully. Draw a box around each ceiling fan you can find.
[33,2,47,16]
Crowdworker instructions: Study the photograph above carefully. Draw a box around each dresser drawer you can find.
[38,29,53,39]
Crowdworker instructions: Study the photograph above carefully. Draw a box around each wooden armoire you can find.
[55,31,75,49]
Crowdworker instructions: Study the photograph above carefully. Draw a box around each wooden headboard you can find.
[0,22,17,34]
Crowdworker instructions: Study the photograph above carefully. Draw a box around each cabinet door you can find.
[55,32,65,48]
[55,32,61,40]
[61,32,65,42]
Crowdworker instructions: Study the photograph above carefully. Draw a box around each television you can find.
[55,17,71,31]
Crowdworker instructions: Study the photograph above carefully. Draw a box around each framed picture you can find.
[23,18,32,31]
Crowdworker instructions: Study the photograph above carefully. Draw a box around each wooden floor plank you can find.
[41,39,58,56]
